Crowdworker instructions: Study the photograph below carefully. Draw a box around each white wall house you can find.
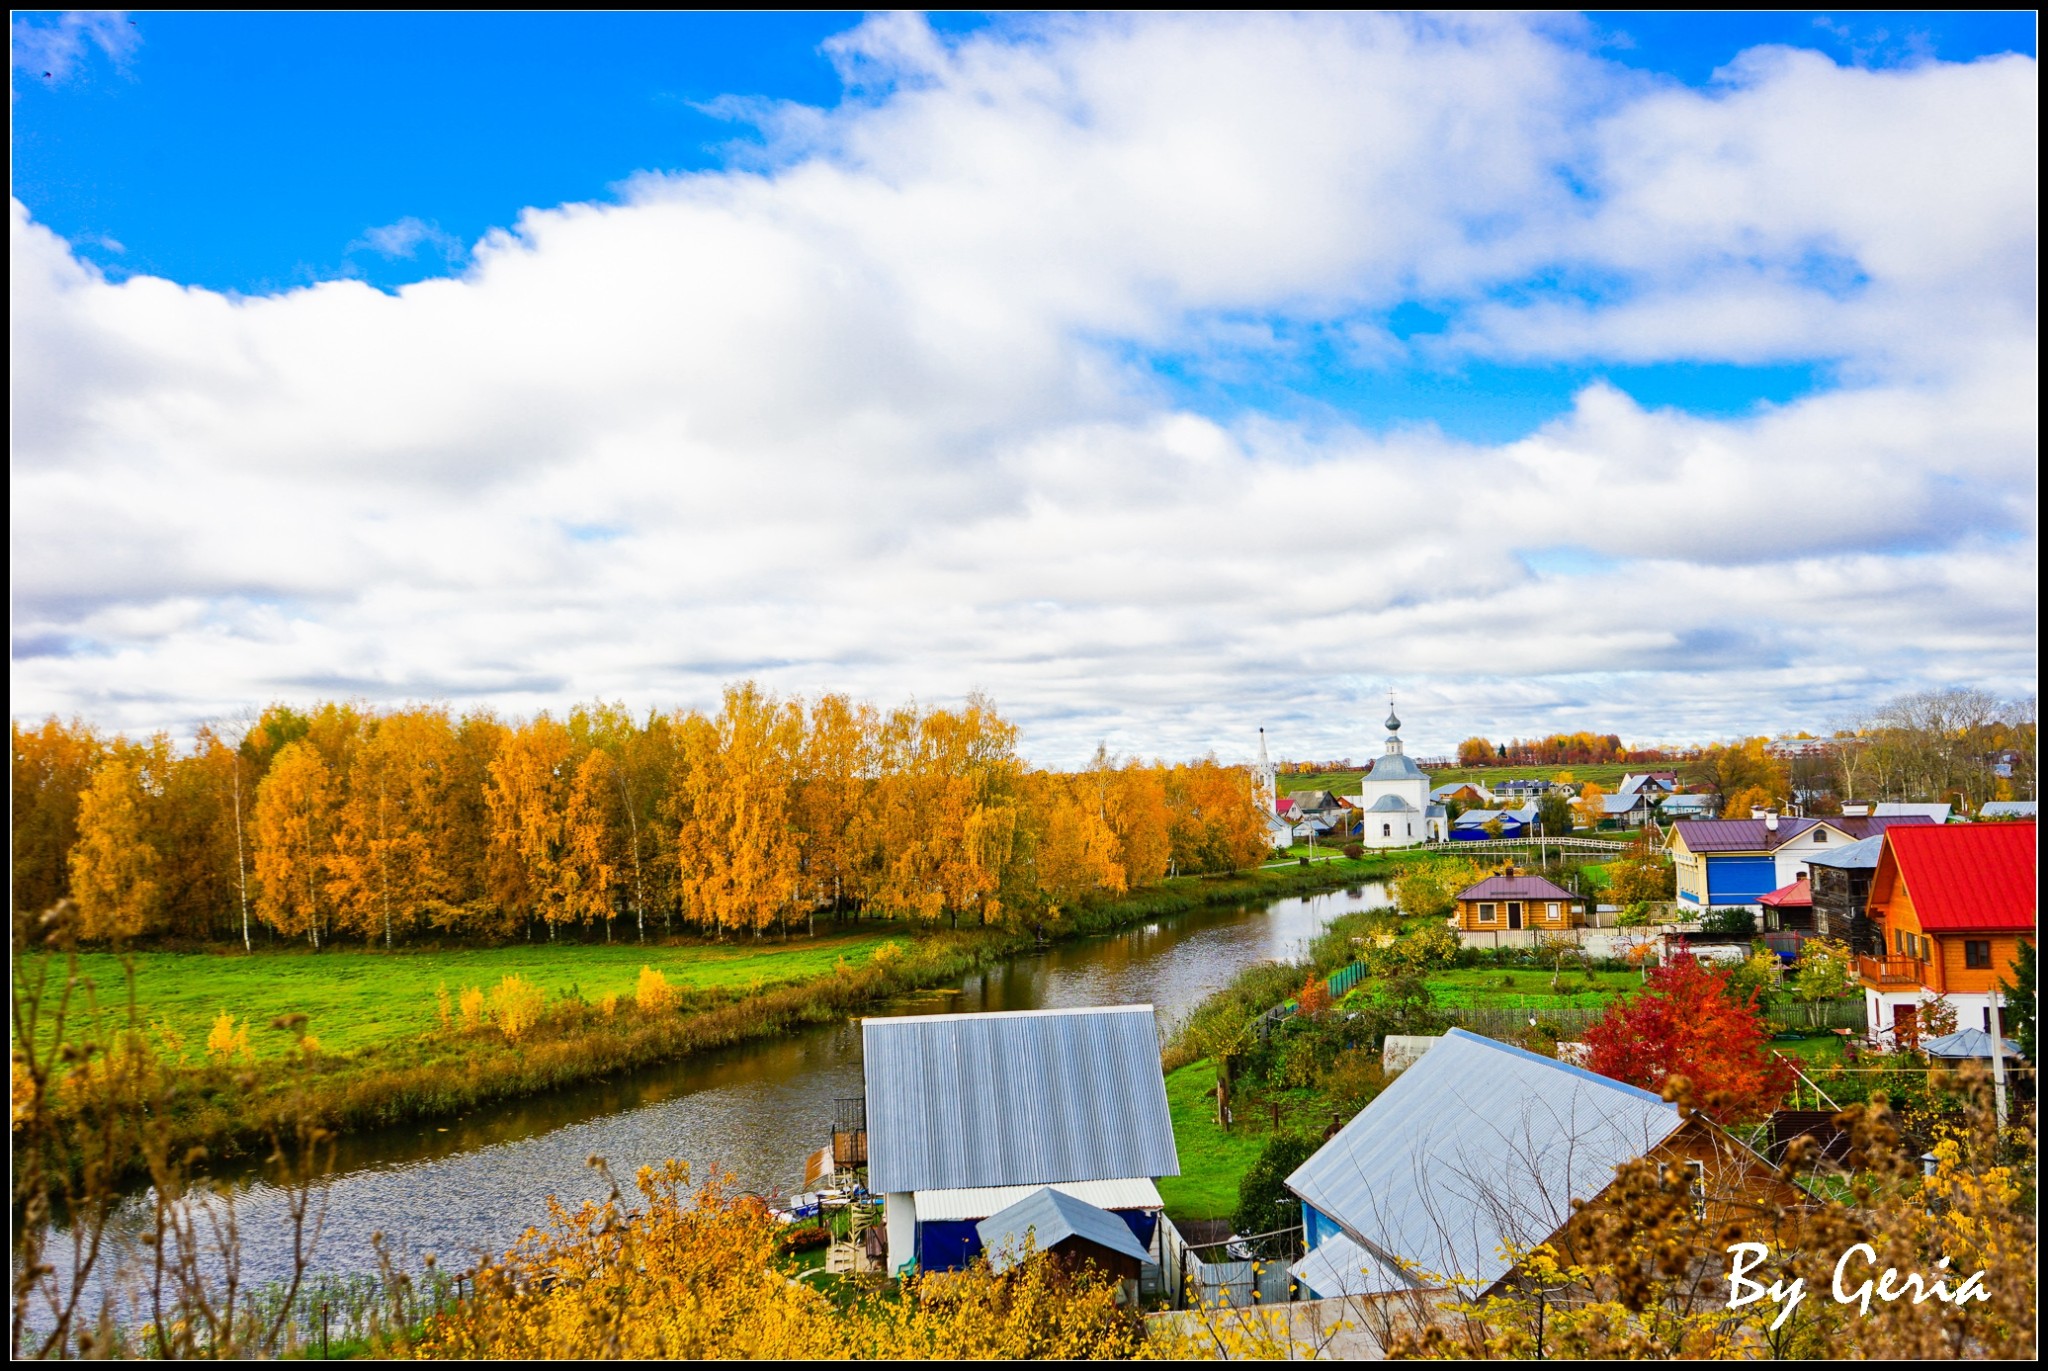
[1352,704,1447,849]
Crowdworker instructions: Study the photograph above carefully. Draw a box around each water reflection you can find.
[59,883,1388,1292]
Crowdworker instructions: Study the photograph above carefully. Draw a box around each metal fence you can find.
[1171,1226,1301,1310]
[1326,960,1370,998]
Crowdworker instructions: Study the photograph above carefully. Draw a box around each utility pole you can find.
[1988,987,2010,1129]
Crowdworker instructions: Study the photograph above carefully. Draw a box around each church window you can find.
[1382,824,1391,837]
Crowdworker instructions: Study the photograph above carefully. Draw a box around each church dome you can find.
[1365,750,1425,782]
[1385,709,1401,733]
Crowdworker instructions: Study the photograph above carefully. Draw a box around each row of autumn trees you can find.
[11,687,1275,948]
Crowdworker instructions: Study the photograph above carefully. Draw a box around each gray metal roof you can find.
[1603,793,1647,814]
[1802,834,1885,870]
[1921,1029,2026,1061]
[1285,1028,1681,1292]
[1290,1233,1409,1297]
[1365,750,1426,782]
[1362,792,1417,813]
[862,1006,1180,1194]
[974,1186,1152,1274]
[1980,801,2037,818]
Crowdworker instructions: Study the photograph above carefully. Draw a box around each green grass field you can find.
[21,927,909,1063]
[1422,968,1641,1009]
[1158,1060,1273,1222]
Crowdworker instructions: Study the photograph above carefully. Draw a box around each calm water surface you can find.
[67,883,1389,1294]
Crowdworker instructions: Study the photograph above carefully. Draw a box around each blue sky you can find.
[10,12,2039,761]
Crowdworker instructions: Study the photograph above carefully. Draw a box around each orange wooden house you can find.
[1859,821,2036,1047]
[1452,862,1586,932]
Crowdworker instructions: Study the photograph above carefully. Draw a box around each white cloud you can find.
[8,14,2037,763]
[351,216,462,262]
[11,10,139,87]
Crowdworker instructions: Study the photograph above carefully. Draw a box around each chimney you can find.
[1751,807,1769,821]
[1842,804,1868,817]
[1765,811,1779,832]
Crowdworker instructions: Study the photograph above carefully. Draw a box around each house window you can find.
[1546,902,1560,919]
[1814,829,1827,843]
[1965,940,1991,969]
[1478,903,1496,923]
[1686,1159,1707,1218]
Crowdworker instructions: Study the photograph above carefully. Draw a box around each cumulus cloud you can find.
[8,13,2037,763]
[350,216,463,263]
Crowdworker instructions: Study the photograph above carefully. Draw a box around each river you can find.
[55,880,1390,1302]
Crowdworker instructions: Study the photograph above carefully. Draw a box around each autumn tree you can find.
[1574,781,1609,828]
[67,739,170,941]
[11,716,103,916]
[484,714,575,938]
[1101,755,1172,890]
[793,693,879,926]
[671,685,803,936]
[1582,956,1794,1123]
[1456,736,1496,767]
[252,740,336,948]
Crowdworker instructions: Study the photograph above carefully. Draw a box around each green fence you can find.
[1326,960,1370,998]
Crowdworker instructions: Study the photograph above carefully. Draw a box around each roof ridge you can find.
[862,1003,1154,1026]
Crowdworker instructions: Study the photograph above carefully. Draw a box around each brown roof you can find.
[1455,873,1580,902]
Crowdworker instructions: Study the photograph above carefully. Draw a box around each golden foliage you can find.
[634,965,677,1015]
[458,985,486,1032]
[487,975,545,1042]
[402,1164,1147,1361]
[204,1012,252,1067]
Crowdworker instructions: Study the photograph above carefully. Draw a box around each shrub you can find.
[597,993,619,1019]
[459,985,486,1031]
[205,1012,251,1067]
[1318,1049,1387,1115]
[1700,907,1756,938]
[435,983,453,1030]
[1342,843,1363,860]
[1232,1134,1320,1241]
[636,966,679,1015]
[490,975,546,1042]
[777,1222,832,1253]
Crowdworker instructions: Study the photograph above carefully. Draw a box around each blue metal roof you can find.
[862,1006,1180,1195]
[974,1186,1152,1274]
[1284,1029,1681,1292]
[1364,751,1426,782]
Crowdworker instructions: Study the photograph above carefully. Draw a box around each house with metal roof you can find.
[1803,834,1886,954]
[1656,793,1720,819]
[1617,772,1680,797]
[1448,804,1536,841]
[1980,801,2038,820]
[861,1005,1179,1276]
[1283,1029,1805,1302]
[974,1186,1152,1285]
[1874,802,1953,824]
[1858,822,2036,1048]
[1451,863,1586,931]
[1283,1030,1684,1297]
[1668,814,1934,912]
[1601,790,1655,828]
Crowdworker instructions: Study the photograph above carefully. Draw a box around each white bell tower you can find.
[1254,727,1278,814]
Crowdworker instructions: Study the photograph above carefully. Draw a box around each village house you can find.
[1451,862,1586,932]
[1284,1030,1803,1300]
[1857,821,2036,1047]
[1668,813,1932,911]
[1803,834,1886,955]
[861,1005,1179,1278]
[1448,803,1538,842]
[1430,781,1490,808]
[1600,789,1656,828]
[1616,771,1680,797]
[1980,800,2038,820]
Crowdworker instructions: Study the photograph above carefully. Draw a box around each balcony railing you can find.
[1857,955,1927,988]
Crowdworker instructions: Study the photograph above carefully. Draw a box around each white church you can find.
[1255,701,1447,851]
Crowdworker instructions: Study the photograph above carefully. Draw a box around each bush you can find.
[777,1222,832,1253]
[1342,843,1363,860]
[489,974,546,1041]
[1232,1134,1320,1241]
[636,965,679,1015]
[1318,1048,1387,1115]
[1700,907,1757,938]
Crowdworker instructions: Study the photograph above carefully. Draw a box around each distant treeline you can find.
[1457,733,1679,767]
[12,686,1274,948]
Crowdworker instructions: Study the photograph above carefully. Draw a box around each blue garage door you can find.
[1708,856,1777,904]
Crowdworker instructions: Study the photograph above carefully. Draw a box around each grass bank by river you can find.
[18,855,1407,1183]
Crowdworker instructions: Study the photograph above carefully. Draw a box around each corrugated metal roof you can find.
[1365,751,1426,782]
[863,1006,1180,1195]
[1758,876,1811,907]
[1603,793,1648,814]
[1803,834,1885,870]
[1285,1029,1681,1293]
[974,1187,1152,1274]
[912,1177,1163,1222]
[1875,802,1953,822]
[1362,793,1417,813]
[1289,1233,1412,1298]
[1981,802,2037,818]
[1882,822,2036,932]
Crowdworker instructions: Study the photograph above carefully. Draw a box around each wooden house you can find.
[1451,863,1585,931]
[1858,822,2036,1048]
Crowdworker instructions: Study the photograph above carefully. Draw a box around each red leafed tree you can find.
[1582,956,1794,1124]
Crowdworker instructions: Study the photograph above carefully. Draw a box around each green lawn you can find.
[19,927,909,1062]
[1423,968,1642,1009]
[1158,1060,1274,1222]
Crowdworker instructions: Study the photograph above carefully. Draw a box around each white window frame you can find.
[1478,903,1496,923]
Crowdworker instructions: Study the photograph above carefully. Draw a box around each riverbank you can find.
[19,856,1411,1186]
